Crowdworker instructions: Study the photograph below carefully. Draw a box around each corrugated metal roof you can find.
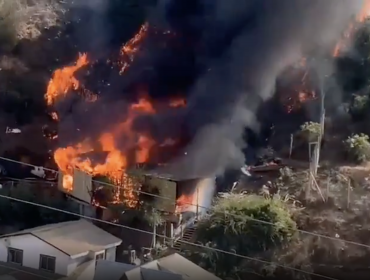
[0,219,122,256]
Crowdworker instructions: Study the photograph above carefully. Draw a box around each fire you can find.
[45,23,185,208]
[45,53,89,106]
[53,96,157,206]
[119,23,149,74]
[176,193,193,213]
[333,1,370,57]
[285,91,316,113]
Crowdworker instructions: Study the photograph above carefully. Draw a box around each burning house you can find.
[0,0,367,238]
[137,171,216,217]
[57,164,215,221]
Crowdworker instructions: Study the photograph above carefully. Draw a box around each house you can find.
[94,253,222,280]
[0,219,122,279]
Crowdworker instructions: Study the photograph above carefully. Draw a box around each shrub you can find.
[192,194,297,278]
[299,121,321,142]
[344,133,370,163]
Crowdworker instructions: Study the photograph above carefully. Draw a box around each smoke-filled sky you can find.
[153,0,364,177]
[58,0,365,178]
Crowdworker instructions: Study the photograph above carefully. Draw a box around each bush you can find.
[0,0,64,51]
[299,122,321,143]
[192,194,297,278]
[349,94,370,121]
[344,133,370,163]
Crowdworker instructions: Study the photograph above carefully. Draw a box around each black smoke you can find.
[55,0,364,178]
[150,0,364,178]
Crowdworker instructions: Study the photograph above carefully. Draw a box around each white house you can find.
[0,219,122,278]
[94,253,222,280]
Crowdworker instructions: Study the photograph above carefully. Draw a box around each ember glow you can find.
[119,23,149,74]
[285,91,317,113]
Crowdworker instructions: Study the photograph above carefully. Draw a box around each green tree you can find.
[191,194,298,278]
[299,122,321,143]
[344,133,370,163]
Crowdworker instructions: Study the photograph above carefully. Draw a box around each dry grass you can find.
[0,0,65,50]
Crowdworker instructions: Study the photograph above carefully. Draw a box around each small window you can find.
[39,255,56,273]
[8,248,23,265]
[96,252,105,261]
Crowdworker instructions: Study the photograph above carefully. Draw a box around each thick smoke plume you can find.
[56,0,364,179]
[154,0,364,177]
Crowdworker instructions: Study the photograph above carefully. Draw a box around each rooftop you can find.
[0,219,122,257]
[94,253,222,280]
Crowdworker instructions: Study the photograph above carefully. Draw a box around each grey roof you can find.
[94,253,221,280]
[140,253,222,280]
[0,219,121,257]
[94,260,136,280]
[124,266,182,280]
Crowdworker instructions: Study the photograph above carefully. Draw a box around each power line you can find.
[0,156,368,251]
[0,193,338,280]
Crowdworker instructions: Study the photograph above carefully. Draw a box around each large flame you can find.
[44,23,189,208]
[53,97,156,207]
[45,53,89,106]
[333,1,370,57]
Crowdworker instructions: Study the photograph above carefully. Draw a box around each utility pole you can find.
[311,64,326,177]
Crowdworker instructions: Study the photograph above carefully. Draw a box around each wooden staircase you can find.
[173,225,197,252]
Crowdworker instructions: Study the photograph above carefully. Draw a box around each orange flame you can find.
[45,53,89,106]
[53,96,156,206]
[119,23,149,74]
[46,24,184,207]
[176,193,193,213]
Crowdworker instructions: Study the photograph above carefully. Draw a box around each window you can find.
[39,255,56,273]
[96,252,105,261]
[7,248,23,265]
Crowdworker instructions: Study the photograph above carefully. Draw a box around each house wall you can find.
[105,247,116,261]
[75,260,95,280]
[0,234,70,275]
[66,247,118,275]
[0,234,119,276]
[67,254,91,276]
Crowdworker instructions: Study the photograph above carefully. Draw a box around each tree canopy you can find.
[190,194,298,279]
